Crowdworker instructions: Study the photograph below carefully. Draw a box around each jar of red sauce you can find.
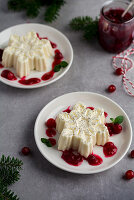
[98,1,134,53]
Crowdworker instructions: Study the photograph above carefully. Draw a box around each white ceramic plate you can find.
[34,92,132,174]
[0,23,73,89]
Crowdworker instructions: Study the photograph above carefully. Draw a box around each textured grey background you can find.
[0,0,134,199]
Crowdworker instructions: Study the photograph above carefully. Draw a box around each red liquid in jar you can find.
[1,70,17,80]
[99,8,134,53]
[19,77,41,85]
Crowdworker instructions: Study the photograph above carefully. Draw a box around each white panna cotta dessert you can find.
[2,31,54,78]
[56,102,109,158]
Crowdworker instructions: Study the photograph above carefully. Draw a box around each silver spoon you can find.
[122,0,134,18]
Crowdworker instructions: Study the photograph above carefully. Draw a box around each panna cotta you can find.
[2,31,54,78]
[56,102,109,158]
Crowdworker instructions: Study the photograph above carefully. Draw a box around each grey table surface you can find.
[0,0,134,199]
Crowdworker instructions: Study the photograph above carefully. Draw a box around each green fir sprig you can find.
[0,155,23,200]
[70,16,99,41]
[8,0,66,22]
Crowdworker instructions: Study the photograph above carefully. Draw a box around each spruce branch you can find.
[70,16,99,41]
[44,0,65,22]
[8,0,26,11]
[70,16,94,31]
[0,155,23,186]
[8,0,66,22]
[26,0,41,18]
[0,182,19,200]
[84,18,99,40]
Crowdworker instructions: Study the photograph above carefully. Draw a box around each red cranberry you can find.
[130,150,134,158]
[108,85,116,93]
[105,123,114,136]
[45,118,56,128]
[115,68,122,76]
[46,128,56,137]
[103,142,117,157]
[113,124,122,134]
[125,170,134,180]
[48,138,56,146]
[21,147,31,155]
[7,71,14,80]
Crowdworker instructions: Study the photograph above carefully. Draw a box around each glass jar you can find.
[98,1,134,53]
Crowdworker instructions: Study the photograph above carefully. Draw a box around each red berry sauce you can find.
[50,41,57,49]
[103,142,117,157]
[21,147,31,155]
[87,107,94,110]
[36,33,57,48]
[0,64,4,69]
[63,106,71,113]
[85,154,103,166]
[48,138,56,146]
[61,149,83,166]
[46,128,56,137]
[125,170,134,180]
[1,70,17,81]
[104,112,108,118]
[18,77,41,85]
[46,118,56,128]
[0,49,3,62]
[42,70,54,81]
[105,9,133,24]
[42,49,63,81]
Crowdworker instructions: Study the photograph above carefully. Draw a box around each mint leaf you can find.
[114,116,124,124]
[60,61,68,68]
[41,138,52,147]
[54,65,61,72]
[110,118,114,122]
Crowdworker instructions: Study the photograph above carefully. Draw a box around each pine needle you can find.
[70,16,99,41]
[44,0,65,22]
[0,155,23,200]
[8,0,66,22]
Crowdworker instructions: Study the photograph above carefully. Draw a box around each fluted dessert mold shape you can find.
[56,102,109,158]
[2,31,54,78]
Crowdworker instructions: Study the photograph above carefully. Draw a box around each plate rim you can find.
[0,23,73,89]
[34,91,133,174]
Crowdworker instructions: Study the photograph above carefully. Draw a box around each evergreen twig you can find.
[70,16,99,41]
[0,155,23,200]
[0,155,23,186]
[8,0,66,22]
[44,0,65,22]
